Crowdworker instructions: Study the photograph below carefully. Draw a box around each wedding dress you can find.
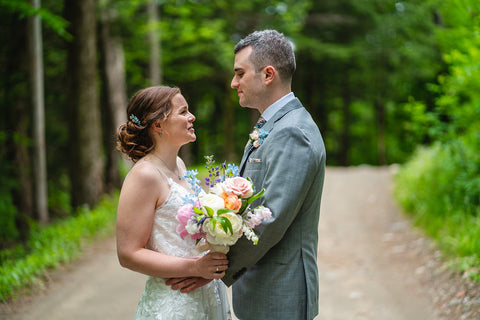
[134,170,232,320]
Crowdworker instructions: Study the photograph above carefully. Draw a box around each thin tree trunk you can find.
[28,0,48,224]
[65,0,104,208]
[99,2,128,192]
[375,95,387,165]
[339,72,351,166]
[147,0,162,85]
[222,84,235,162]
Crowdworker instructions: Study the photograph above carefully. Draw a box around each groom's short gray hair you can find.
[234,30,296,83]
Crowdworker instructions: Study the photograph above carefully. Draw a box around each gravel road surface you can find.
[2,166,479,320]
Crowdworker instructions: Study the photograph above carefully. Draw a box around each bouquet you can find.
[176,155,272,254]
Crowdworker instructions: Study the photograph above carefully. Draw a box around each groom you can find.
[223,30,326,320]
[166,29,325,319]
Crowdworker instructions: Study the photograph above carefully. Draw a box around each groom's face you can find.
[231,46,265,110]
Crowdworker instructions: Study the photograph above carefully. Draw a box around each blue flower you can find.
[226,163,240,177]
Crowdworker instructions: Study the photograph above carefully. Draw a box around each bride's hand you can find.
[194,252,228,279]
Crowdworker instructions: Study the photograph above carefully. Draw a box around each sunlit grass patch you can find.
[0,192,119,302]
[394,141,480,281]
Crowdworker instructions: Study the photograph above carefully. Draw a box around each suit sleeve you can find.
[223,124,322,286]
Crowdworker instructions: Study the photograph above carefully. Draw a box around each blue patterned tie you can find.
[255,116,266,129]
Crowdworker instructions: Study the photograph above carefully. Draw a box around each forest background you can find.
[0,0,479,301]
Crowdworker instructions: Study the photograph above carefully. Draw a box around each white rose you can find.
[203,212,243,246]
[199,193,225,212]
[249,130,259,141]
[185,220,201,234]
[210,181,226,196]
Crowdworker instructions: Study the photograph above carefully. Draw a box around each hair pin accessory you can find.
[129,114,142,126]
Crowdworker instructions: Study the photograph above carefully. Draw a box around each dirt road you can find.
[1,167,477,319]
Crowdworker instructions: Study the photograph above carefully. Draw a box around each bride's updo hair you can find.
[117,86,181,162]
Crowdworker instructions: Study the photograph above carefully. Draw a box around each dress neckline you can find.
[132,161,193,211]
[155,179,181,211]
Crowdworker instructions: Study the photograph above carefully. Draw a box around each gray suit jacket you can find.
[222,98,326,320]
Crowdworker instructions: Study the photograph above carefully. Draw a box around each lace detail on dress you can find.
[134,174,231,320]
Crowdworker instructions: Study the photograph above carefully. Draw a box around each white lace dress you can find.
[134,177,232,320]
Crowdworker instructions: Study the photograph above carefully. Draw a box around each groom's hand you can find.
[165,277,213,293]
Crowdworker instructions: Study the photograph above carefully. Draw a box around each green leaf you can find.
[193,207,204,215]
[239,200,248,213]
[210,217,217,230]
[204,206,214,217]
[246,176,255,193]
[216,216,233,235]
[247,189,264,205]
[217,208,235,215]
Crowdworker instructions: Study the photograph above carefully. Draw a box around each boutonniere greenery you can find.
[249,128,269,148]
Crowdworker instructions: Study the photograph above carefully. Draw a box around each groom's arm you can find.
[223,124,324,286]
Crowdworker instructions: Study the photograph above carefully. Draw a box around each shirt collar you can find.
[261,92,295,122]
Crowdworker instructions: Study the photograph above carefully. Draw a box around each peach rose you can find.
[224,177,254,198]
[224,194,242,211]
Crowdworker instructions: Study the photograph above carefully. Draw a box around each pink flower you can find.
[224,177,254,198]
[177,204,193,225]
[176,225,190,240]
[255,206,272,220]
[246,212,263,228]
[246,206,273,228]
[176,204,195,240]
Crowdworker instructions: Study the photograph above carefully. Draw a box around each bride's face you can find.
[161,94,196,145]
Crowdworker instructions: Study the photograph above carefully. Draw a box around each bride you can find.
[116,86,232,320]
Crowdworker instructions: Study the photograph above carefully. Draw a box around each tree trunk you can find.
[65,0,104,208]
[221,84,235,162]
[3,11,32,240]
[375,95,387,165]
[339,72,351,166]
[28,0,49,224]
[147,0,162,85]
[99,2,129,192]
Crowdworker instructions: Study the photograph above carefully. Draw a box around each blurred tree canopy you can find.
[398,0,480,216]
[2,0,476,245]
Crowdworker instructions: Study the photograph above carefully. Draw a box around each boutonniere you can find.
[249,128,269,148]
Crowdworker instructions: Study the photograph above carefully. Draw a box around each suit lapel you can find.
[239,143,253,175]
[239,98,303,175]
[268,98,302,125]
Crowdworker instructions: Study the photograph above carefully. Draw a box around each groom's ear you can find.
[263,66,275,85]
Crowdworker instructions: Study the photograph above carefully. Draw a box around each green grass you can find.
[0,192,119,302]
[0,157,226,303]
[394,142,480,280]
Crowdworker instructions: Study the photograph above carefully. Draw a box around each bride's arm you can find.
[116,164,228,279]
